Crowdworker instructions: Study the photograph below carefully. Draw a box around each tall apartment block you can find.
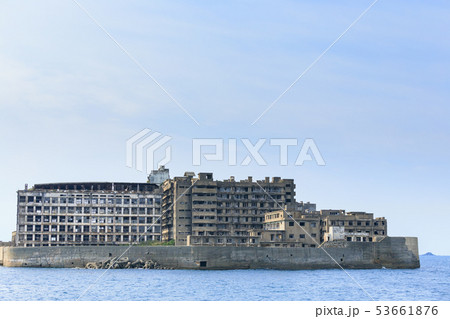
[16,182,162,247]
[161,172,296,246]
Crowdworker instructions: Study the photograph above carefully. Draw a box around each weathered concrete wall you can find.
[0,247,4,266]
[2,237,419,270]
[373,236,420,269]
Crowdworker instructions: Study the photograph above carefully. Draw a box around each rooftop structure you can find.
[147,165,170,186]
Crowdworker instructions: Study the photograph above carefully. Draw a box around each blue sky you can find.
[0,0,449,254]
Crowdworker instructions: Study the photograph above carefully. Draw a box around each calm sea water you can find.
[0,255,448,301]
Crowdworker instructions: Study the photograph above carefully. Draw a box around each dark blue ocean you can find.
[0,255,448,301]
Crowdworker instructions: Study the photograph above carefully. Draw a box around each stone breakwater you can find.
[0,237,420,270]
[85,257,172,270]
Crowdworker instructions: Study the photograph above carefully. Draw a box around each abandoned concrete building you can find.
[14,168,388,248]
[261,210,321,247]
[321,210,387,241]
[259,209,388,247]
[15,182,162,247]
[161,172,296,246]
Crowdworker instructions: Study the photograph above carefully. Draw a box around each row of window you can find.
[191,231,252,237]
[216,194,283,200]
[192,223,215,227]
[22,215,160,224]
[217,186,287,193]
[216,216,263,222]
[21,234,160,243]
[217,208,277,214]
[267,220,385,228]
[265,220,318,230]
[21,207,161,215]
[19,196,160,205]
[176,208,275,214]
[217,202,278,208]
[287,233,317,239]
[216,224,264,230]
[176,200,285,208]
[328,220,378,226]
[191,237,255,244]
[193,216,216,220]
[265,213,282,220]
[21,225,160,233]
[289,221,317,227]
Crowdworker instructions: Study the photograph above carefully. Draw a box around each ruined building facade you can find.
[16,182,162,247]
[161,172,296,246]
[14,168,389,248]
[260,209,387,247]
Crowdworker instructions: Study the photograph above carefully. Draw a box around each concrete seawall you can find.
[2,237,420,270]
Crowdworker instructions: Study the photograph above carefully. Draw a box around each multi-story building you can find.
[14,167,389,248]
[260,209,388,247]
[261,210,321,247]
[162,172,296,246]
[15,182,162,247]
[321,210,387,242]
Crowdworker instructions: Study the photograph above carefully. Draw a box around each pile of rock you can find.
[85,257,172,270]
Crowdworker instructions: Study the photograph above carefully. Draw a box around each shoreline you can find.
[1,236,420,270]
